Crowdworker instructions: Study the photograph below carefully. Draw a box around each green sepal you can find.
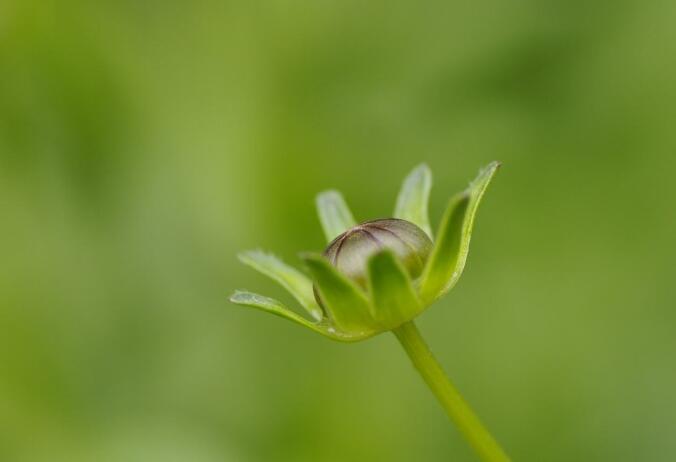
[316,190,357,243]
[394,163,433,238]
[229,291,369,342]
[419,161,500,304]
[301,253,376,335]
[238,250,322,320]
[367,250,422,330]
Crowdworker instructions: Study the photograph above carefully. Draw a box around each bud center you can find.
[323,218,433,289]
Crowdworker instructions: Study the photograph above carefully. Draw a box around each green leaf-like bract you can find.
[302,253,375,335]
[367,250,422,329]
[316,190,357,243]
[238,250,322,320]
[229,291,366,342]
[419,161,500,304]
[394,163,433,238]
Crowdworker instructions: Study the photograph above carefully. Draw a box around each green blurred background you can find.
[2,1,675,461]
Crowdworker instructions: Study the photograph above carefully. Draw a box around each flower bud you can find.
[232,161,500,342]
[321,218,433,290]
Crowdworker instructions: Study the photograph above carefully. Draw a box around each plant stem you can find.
[392,321,511,462]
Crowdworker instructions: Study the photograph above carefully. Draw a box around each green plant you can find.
[230,162,510,461]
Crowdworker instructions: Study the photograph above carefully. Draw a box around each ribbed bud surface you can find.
[323,218,433,289]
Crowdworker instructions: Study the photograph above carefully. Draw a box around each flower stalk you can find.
[393,321,510,462]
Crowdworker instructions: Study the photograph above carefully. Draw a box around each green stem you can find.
[393,321,510,462]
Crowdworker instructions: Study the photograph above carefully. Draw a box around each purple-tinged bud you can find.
[322,218,433,290]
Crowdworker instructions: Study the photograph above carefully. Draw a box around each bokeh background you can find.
[2,1,676,461]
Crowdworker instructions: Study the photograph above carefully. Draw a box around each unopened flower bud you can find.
[321,218,433,290]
